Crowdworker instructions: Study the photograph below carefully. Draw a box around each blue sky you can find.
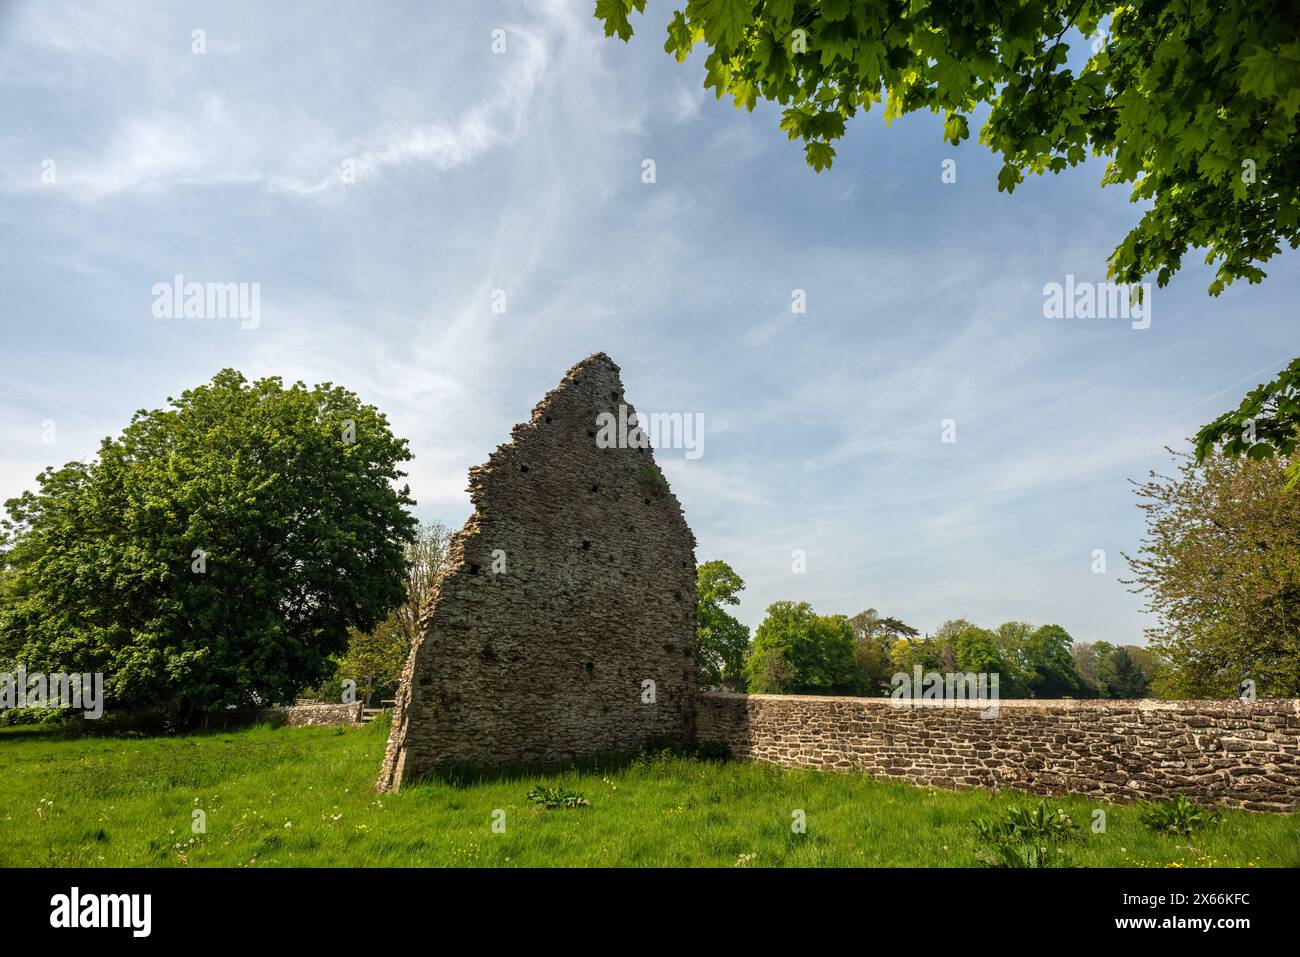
[2,0,1296,640]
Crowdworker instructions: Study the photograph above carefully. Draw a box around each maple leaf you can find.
[805,140,836,172]
[594,0,646,42]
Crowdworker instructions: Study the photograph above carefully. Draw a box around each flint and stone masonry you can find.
[377,353,698,791]
[698,693,1300,812]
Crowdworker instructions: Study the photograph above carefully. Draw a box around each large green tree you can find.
[696,559,752,689]
[597,0,1300,463]
[746,600,862,693]
[0,370,417,718]
[1123,449,1300,696]
[1022,624,1086,697]
[1072,640,1158,697]
[848,606,917,693]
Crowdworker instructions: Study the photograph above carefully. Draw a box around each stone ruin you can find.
[377,353,698,790]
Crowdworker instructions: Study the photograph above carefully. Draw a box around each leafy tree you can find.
[904,618,1088,698]
[1124,449,1300,697]
[930,619,1032,696]
[696,559,752,689]
[952,623,1003,675]
[0,370,417,719]
[331,521,453,706]
[992,621,1038,696]
[1124,644,1168,693]
[328,618,407,709]
[1194,358,1300,485]
[391,520,453,650]
[848,606,918,693]
[1108,646,1150,698]
[1073,641,1160,697]
[1091,640,1120,696]
[598,0,1300,481]
[888,635,937,677]
[1069,641,1103,697]
[746,600,862,693]
[1023,624,1086,697]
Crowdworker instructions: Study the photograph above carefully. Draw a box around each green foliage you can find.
[326,521,453,706]
[992,622,1040,696]
[849,608,918,694]
[1123,450,1300,697]
[1107,647,1149,697]
[1023,624,1086,697]
[333,620,407,706]
[696,560,752,690]
[0,706,73,728]
[889,632,948,677]
[636,464,671,498]
[953,623,1003,674]
[1071,640,1161,698]
[0,370,417,718]
[974,839,1075,869]
[746,601,862,694]
[974,801,1080,868]
[526,784,591,809]
[1138,796,1221,837]
[1195,357,1300,481]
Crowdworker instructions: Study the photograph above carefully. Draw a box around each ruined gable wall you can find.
[378,354,697,790]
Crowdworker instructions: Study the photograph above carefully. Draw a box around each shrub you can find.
[973,801,1079,868]
[526,784,590,809]
[1138,796,1220,837]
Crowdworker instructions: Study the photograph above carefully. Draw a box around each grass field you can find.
[2,719,1296,867]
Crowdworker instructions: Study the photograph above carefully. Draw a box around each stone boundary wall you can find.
[698,692,1300,812]
[253,702,364,728]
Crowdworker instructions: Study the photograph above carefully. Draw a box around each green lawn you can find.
[2,720,1296,867]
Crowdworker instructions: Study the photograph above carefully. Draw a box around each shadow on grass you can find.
[405,736,731,790]
[0,706,387,743]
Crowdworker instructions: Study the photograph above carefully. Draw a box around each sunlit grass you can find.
[2,721,1295,867]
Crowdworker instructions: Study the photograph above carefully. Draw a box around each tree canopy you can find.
[0,370,417,718]
[746,600,861,693]
[696,559,752,689]
[1123,449,1300,696]
[1193,357,1300,486]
